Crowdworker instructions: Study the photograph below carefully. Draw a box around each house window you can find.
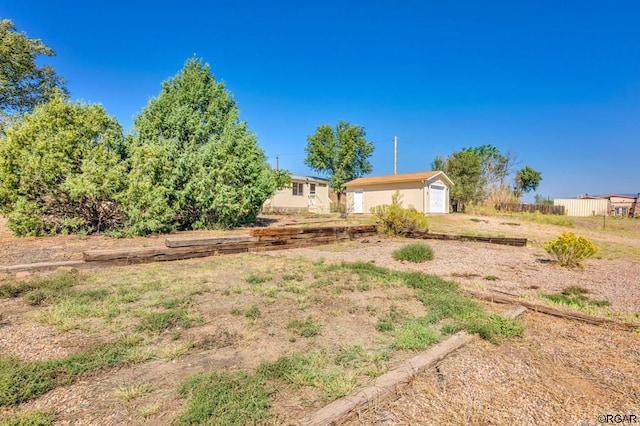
[309,183,316,195]
[615,207,628,216]
[292,182,304,196]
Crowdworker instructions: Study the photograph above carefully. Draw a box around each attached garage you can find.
[344,171,454,214]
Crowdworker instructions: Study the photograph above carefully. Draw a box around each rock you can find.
[15,271,31,279]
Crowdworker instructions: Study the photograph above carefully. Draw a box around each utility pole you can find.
[276,153,279,171]
[394,136,398,175]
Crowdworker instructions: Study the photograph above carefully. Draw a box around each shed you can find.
[263,174,331,214]
[553,198,608,217]
[343,171,454,214]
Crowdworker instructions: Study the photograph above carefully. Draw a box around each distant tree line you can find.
[0,20,287,236]
[432,145,542,212]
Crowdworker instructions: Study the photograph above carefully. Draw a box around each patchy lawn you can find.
[0,253,522,424]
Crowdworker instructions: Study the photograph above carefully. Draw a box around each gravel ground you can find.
[273,238,640,318]
[269,239,640,426]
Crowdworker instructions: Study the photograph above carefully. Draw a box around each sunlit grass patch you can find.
[392,319,441,350]
[114,382,154,401]
[0,409,55,426]
[0,337,144,407]
[392,243,434,263]
[517,212,575,227]
[0,270,78,300]
[245,274,271,284]
[540,286,610,310]
[136,308,201,333]
[174,371,271,426]
[287,317,321,337]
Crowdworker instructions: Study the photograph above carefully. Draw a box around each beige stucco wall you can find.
[345,177,451,214]
[264,181,331,213]
[346,182,424,214]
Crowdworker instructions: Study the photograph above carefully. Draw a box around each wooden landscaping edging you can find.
[298,306,528,426]
[1,225,527,273]
[407,230,527,247]
[81,225,378,265]
[464,289,640,331]
[0,260,87,273]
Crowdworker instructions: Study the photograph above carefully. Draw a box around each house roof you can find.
[598,194,637,200]
[290,174,329,184]
[581,194,637,200]
[344,171,453,187]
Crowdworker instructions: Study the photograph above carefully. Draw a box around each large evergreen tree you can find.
[0,93,126,235]
[0,19,67,117]
[123,58,276,234]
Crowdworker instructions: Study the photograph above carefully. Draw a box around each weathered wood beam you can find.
[165,235,257,248]
[298,306,527,426]
[464,289,640,331]
[0,260,86,273]
[407,231,527,247]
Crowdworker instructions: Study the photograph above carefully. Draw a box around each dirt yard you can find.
[0,214,639,425]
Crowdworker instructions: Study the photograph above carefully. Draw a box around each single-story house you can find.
[343,171,454,214]
[262,174,331,214]
[597,194,638,217]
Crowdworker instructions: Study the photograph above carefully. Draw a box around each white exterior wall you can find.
[553,199,608,216]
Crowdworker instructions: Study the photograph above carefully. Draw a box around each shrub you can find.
[370,192,429,237]
[544,232,599,267]
[0,94,127,236]
[392,243,434,263]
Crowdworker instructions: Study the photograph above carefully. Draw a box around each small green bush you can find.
[370,192,429,237]
[544,232,599,267]
[540,286,610,309]
[287,317,321,337]
[0,409,55,425]
[392,243,434,263]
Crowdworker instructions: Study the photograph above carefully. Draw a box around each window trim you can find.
[292,182,304,196]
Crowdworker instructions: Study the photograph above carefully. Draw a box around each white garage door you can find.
[429,185,446,213]
[353,189,364,213]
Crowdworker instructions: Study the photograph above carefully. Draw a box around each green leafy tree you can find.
[514,166,542,197]
[0,19,67,118]
[123,57,276,234]
[430,155,446,172]
[272,169,292,190]
[304,121,374,203]
[464,144,509,189]
[0,93,126,235]
[445,150,484,212]
[534,194,553,205]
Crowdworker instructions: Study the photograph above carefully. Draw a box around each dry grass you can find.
[346,312,640,426]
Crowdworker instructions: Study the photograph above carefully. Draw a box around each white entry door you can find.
[429,185,446,213]
[353,189,364,213]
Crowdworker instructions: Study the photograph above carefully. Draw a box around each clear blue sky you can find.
[4,1,640,201]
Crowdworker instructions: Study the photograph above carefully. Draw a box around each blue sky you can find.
[4,1,640,201]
